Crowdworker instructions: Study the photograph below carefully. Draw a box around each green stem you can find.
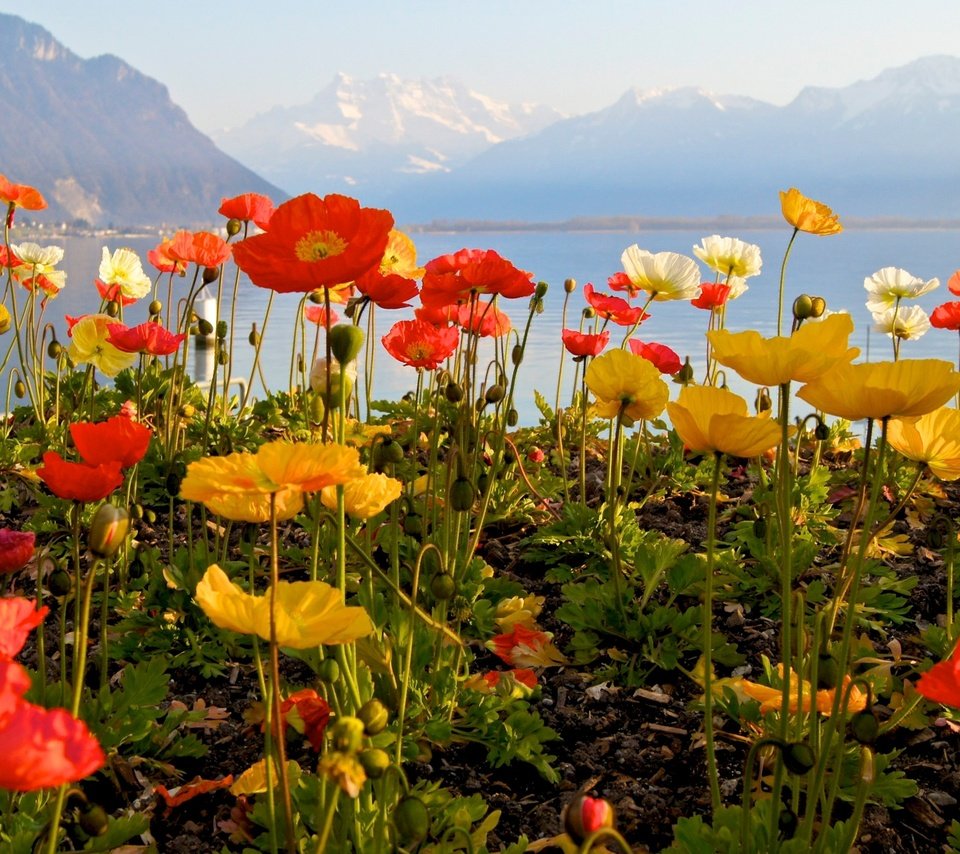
[776,227,799,336]
[703,452,723,815]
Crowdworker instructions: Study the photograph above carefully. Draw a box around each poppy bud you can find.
[535,281,549,298]
[329,716,365,753]
[329,324,364,365]
[485,384,505,404]
[197,318,214,337]
[105,301,120,318]
[216,320,228,339]
[248,325,260,347]
[357,699,389,736]
[376,438,404,466]
[449,478,476,512]
[78,804,109,837]
[792,295,814,321]
[564,278,577,294]
[511,344,524,365]
[217,347,228,365]
[166,472,181,497]
[564,794,615,843]
[817,651,839,689]
[88,503,130,558]
[781,742,815,775]
[317,658,340,684]
[48,567,72,597]
[430,572,456,600]
[148,299,163,317]
[755,387,772,414]
[753,516,767,538]
[308,289,325,304]
[810,296,826,318]
[850,710,879,745]
[674,357,695,386]
[202,266,220,284]
[226,218,242,237]
[507,409,519,426]
[815,421,830,441]
[394,796,430,843]
[778,808,799,839]
[402,513,423,536]
[583,307,596,319]
[358,748,391,779]
[445,383,464,403]
[128,557,146,579]
[14,379,25,398]
[0,306,9,335]
[179,404,196,418]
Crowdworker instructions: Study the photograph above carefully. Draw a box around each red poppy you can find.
[0,659,31,716]
[583,284,648,327]
[607,271,641,298]
[527,448,546,464]
[916,644,960,708]
[691,283,731,310]
[561,328,609,357]
[279,688,331,751]
[0,529,35,575]
[382,319,460,370]
[0,597,48,658]
[456,300,512,338]
[303,305,339,328]
[0,175,46,227]
[414,304,458,326]
[948,270,960,297]
[627,339,682,374]
[64,314,84,336]
[0,246,20,268]
[107,322,186,356]
[930,302,960,331]
[481,668,538,691]
[219,193,275,230]
[421,248,534,307]
[232,193,393,293]
[148,238,186,275]
[94,279,138,307]
[36,452,124,502]
[70,416,152,468]
[17,271,60,297]
[167,230,232,269]
[356,269,419,309]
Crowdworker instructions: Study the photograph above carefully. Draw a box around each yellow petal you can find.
[320,472,403,519]
[195,564,261,635]
[256,441,365,491]
[265,580,374,649]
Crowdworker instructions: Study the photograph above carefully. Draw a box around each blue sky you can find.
[5,1,960,133]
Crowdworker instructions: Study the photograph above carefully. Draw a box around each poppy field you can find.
[2,179,960,853]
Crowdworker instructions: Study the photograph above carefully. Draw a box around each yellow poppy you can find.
[380,230,425,279]
[740,667,866,716]
[494,594,545,632]
[255,441,364,492]
[779,188,843,235]
[887,407,960,480]
[194,564,374,648]
[707,313,858,387]
[318,751,367,798]
[667,385,783,458]
[230,759,300,796]
[797,359,960,421]
[67,314,137,377]
[320,472,403,519]
[585,349,669,425]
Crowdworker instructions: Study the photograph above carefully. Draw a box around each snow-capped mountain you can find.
[214,73,563,199]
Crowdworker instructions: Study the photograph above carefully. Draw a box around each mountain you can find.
[390,55,960,222]
[0,14,282,227]
[214,73,563,204]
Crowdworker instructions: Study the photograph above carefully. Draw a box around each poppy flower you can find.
[320,472,403,519]
[232,193,393,293]
[382,319,460,370]
[280,689,331,751]
[356,270,420,309]
[148,238,186,275]
[931,302,960,331]
[456,300,512,337]
[607,271,640,297]
[95,279,137,307]
[494,595,545,632]
[739,666,866,716]
[414,304,458,326]
[465,668,537,697]
[155,775,235,814]
[583,284,647,327]
[916,644,960,708]
[0,175,46,212]
[707,313,858,387]
[303,305,339,328]
[797,359,960,421]
[194,564,374,649]
[70,416,152,468]
[627,339,682,375]
[565,795,616,842]
[420,248,533,307]
[11,243,66,295]
[487,625,567,668]
[107,322,186,356]
[691,283,731,310]
[219,193,275,230]
[864,267,939,312]
[667,386,783,459]
[0,529,35,575]
[620,247,701,301]
[66,314,137,377]
[97,247,152,301]
[779,188,843,235]
[37,452,123,502]
[584,349,670,425]
[886,408,960,480]
[166,230,232,269]
[872,305,930,341]
[561,328,609,357]
[0,597,48,658]
[949,271,960,297]
[693,235,762,279]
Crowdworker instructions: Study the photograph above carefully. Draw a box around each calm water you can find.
[8,228,960,423]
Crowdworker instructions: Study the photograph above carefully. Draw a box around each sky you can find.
[4,1,960,134]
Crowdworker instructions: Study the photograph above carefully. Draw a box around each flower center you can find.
[407,343,431,360]
[295,230,347,263]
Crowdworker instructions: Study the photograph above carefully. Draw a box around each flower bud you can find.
[507,408,519,427]
[817,651,839,689]
[375,438,404,466]
[217,347,228,365]
[248,325,260,347]
[583,307,596,319]
[358,748,391,779]
[755,387,772,414]
[511,344,524,365]
[449,478,476,512]
[225,218,242,237]
[13,379,25,398]
[317,658,340,684]
[310,358,356,407]
[329,716,365,753]
[393,796,430,843]
[357,699,389,736]
[445,383,464,403]
[308,289,325,304]
[674,357,695,386]
[216,320,228,340]
[402,513,423,537]
[329,324,364,365]
[88,504,130,558]
[105,300,119,318]
[814,421,830,441]
[202,266,220,284]
[792,294,815,321]
[781,742,815,775]
[78,804,109,837]
[850,710,879,745]
[148,299,163,317]
[535,281,549,299]
[564,794,615,843]
[0,305,10,334]
[197,318,214,337]
[484,384,505,404]
[48,567,72,597]
[778,808,799,839]
[47,340,62,359]
[810,296,826,318]
[564,278,577,294]
[430,572,456,600]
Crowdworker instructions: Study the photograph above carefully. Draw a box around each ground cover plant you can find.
[0,179,960,852]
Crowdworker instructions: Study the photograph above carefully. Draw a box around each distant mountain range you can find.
[0,14,280,227]
[5,9,960,226]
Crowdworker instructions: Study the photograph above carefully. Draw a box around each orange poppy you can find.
[303,304,339,328]
[166,230,232,269]
[420,248,533,307]
[382,319,460,370]
[37,452,124,501]
[456,300,512,338]
[279,689,331,751]
[70,415,152,468]
[232,193,393,293]
[0,175,46,227]
[148,238,187,275]
[219,193,275,230]
[562,328,609,357]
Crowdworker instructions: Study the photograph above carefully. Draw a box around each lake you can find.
[6,228,960,424]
